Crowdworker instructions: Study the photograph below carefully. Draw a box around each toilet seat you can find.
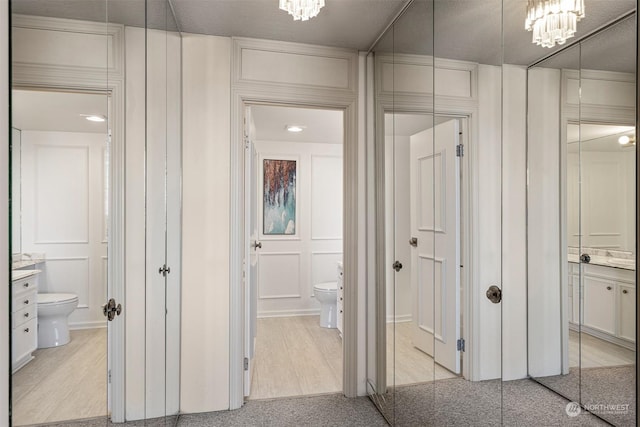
[314,281,337,292]
[38,293,78,305]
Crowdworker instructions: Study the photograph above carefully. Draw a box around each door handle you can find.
[253,241,262,249]
[409,237,418,247]
[392,261,403,272]
[103,298,123,321]
[486,285,502,304]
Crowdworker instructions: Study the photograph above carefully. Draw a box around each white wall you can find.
[181,33,231,413]
[255,141,343,317]
[501,65,527,380]
[20,130,108,329]
[1,2,9,424]
[527,67,562,377]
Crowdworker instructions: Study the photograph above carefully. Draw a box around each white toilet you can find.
[313,282,337,328]
[37,293,79,348]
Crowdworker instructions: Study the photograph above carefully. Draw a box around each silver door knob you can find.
[409,237,418,247]
[392,261,403,272]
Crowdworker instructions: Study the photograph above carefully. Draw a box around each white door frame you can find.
[373,91,481,389]
[229,48,360,408]
[10,16,126,422]
[230,94,358,407]
[378,112,472,388]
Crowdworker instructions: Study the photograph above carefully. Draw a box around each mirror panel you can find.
[579,14,636,426]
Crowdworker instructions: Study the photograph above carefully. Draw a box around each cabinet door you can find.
[583,276,616,335]
[618,285,636,342]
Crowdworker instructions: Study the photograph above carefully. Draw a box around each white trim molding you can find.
[230,37,359,409]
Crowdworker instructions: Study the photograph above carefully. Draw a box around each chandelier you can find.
[279,0,325,21]
[525,0,585,48]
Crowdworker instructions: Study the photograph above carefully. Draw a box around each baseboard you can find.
[69,321,108,330]
[579,324,635,351]
[386,314,412,323]
[257,308,321,318]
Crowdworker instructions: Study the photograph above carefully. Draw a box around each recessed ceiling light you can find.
[286,125,305,133]
[82,114,106,122]
[618,135,632,145]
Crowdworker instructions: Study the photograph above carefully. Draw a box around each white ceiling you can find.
[251,105,343,144]
[11,0,636,69]
[12,90,108,134]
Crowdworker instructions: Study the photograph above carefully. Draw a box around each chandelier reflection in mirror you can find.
[525,0,585,48]
[279,0,325,21]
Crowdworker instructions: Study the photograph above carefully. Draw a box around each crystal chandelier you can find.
[279,0,325,21]
[525,0,585,48]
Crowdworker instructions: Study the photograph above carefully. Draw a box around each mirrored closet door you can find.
[9,0,182,424]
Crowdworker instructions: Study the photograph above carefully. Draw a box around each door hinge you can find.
[108,369,112,384]
[244,357,249,371]
[456,144,464,157]
[457,338,465,352]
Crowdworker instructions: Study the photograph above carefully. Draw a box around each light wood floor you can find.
[387,321,458,386]
[12,328,107,426]
[569,330,635,368]
[249,316,342,400]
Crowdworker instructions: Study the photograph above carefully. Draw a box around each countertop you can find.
[12,269,41,281]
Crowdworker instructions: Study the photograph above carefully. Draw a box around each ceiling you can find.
[11,0,636,68]
[251,105,343,144]
[12,90,108,134]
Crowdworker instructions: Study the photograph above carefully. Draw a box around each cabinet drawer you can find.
[13,306,36,328]
[12,290,36,313]
[12,276,38,296]
[12,318,37,367]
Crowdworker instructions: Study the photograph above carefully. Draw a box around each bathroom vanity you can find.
[11,269,39,372]
[568,260,635,349]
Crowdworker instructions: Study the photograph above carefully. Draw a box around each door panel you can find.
[410,119,460,374]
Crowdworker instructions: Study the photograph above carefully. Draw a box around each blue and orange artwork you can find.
[263,159,297,235]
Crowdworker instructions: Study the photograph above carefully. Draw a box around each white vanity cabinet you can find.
[12,271,39,373]
[337,262,343,338]
[568,262,635,346]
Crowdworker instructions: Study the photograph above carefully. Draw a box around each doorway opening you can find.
[10,89,110,425]
[243,104,345,399]
[385,113,469,387]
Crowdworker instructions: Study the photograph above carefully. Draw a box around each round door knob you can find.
[24,313,29,318]
[606,286,612,290]
[23,283,29,288]
[623,289,628,294]
[580,253,591,263]
[23,300,29,305]
[24,328,29,333]
[486,285,502,304]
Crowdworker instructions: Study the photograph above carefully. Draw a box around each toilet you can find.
[37,293,79,348]
[313,282,337,328]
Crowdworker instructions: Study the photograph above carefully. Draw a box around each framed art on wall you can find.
[263,158,297,235]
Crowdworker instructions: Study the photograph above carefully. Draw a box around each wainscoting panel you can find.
[311,155,343,240]
[34,144,89,244]
[258,252,302,299]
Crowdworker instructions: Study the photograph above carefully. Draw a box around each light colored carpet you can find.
[372,378,611,426]
[536,365,636,427]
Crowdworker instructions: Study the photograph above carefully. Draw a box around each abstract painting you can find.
[263,159,297,235]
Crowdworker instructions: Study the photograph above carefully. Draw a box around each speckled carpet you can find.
[28,376,628,427]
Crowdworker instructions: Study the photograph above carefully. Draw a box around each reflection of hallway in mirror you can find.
[249,316,342,400]
[387,322,457,386]
[11,328,106,425]
[569,330,635,368]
